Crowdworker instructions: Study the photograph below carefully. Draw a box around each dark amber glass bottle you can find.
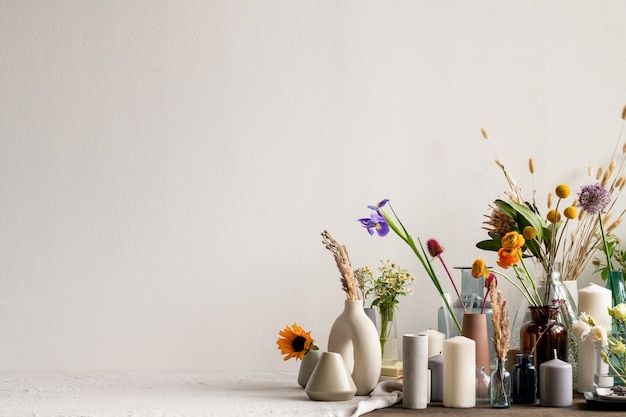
[520,306,567,397]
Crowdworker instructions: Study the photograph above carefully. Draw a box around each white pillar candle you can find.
[443,336,476,408]
[403,334,429,409]
[578,283,612,326]
[418,329,446,357]
[577,283,613,393]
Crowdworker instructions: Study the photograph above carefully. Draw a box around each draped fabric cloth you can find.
[0,372,403,417]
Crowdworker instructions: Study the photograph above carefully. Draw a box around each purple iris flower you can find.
[358,199,390,237]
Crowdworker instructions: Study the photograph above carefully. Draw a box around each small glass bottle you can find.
[475,366,490,404]
[512,353,537,404]
[490,358,510,408]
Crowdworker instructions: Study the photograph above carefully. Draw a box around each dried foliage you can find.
[321,230,359,301]
[490,280,510,360]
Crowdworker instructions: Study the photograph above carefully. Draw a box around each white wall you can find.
[1,1,626,372]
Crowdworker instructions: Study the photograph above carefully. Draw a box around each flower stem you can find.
[382,206,462,333]
[436,255,467,314]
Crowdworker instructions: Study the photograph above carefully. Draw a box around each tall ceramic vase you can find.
[328,299,382,395]
[461,313,491,373]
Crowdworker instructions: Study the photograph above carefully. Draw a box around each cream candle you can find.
[428,354,443,402]
[418,329,446,357]
[539,350,572,407]
[578,283,612,325]
[402,334,429,409]
[443,336,475,408]
[577,283,613,393]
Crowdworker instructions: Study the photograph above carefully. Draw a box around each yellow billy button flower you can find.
[547,209,561,223]
[555,184,571,199]
[523,226,537,240]
[564,206,578,220]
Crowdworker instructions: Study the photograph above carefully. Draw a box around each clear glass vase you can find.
[476,366,491,404]
[537,262,578,388]
[377,304,398,365]
[490,358,511,408]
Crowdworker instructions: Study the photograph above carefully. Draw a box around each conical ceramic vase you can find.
[305,352,357,401]
[298,349,322,388]
[328,299,382,395]
[461,313,491,373]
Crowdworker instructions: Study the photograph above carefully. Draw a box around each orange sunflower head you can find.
[276,323,316,361]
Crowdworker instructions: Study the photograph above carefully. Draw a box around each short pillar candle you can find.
[418,329,446,357]
[539,350,572,407]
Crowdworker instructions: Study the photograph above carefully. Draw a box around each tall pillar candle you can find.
[418,329,446,357]
[428,354,444,402]
[577,283,612,393]
[578,283,612,326]
[443,336,476,408]
[403,334,429,409]
[539,351,572,407]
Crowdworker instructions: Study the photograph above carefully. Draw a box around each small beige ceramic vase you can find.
[298,349,322,388]
[305,352,357,401]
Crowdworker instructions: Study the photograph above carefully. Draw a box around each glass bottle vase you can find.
[520,306,567,397]
[490,358,510,408]
[537,262,578,388]
[476,366,491,404]
[377,304,398,365]
[512,353,537,404]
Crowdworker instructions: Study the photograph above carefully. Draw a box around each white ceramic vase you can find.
[328,299,382,395]
[305,352,357,401]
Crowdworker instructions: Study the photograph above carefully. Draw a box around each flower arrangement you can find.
[477,107,626,283]
[358,199,462,332]
[359,260,414,358]
[572,305,626,385]
[473,232,544,307]
[276,323,318,361]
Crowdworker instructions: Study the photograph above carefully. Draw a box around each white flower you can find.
[573,319,591,341]
[579,312,591,324]
[589,325,609,346]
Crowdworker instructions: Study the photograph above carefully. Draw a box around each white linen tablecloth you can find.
[0,372,402,417]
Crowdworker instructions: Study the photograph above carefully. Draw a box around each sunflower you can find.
[276,323,317,361]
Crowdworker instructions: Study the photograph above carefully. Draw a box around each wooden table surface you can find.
[365,393,626,416]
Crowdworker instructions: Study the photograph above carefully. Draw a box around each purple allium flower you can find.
[578,183,610,215]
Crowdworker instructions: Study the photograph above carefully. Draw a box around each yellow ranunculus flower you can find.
[555,184,571,199]
[501,231,525,250]
[611,341,626,355]
[523,226,537,240]
[471,258,489,279]
[609,304,626,320]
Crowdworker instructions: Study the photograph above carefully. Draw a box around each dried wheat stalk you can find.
[490,281,510,360]
[321,230,359,301]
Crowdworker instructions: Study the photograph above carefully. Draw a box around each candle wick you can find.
[553,349,558,360]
